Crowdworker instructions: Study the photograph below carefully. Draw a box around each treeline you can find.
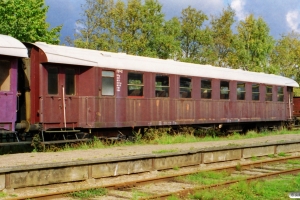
[68,0,300,83]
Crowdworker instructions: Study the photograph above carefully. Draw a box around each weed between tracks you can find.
[188,174,300,200]
[68,188,107,199]
[176,170,246,186]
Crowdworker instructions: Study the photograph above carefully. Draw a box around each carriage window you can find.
[277,86,284,102]
[155,75,169,97]
[220,81,230,99]
[128,72,143,96]
[102,71,114,96]
[180,77,191,98]
[65,68,75,95]
[201,79,211,99]
[237,82,245,100]
[0,60,10,91]
[48,67,58,94]
[252,84,259,100]
[266,85,272,101]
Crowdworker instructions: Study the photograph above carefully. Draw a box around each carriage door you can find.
[0,60,15,130]
[60,67,78,129]
[45,66,78,129]
[288,87,293,120]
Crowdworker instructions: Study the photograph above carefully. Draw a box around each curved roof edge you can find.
[31,42,299,88]
[0,34,28,58]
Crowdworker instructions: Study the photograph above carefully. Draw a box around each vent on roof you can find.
[100,53,111,57]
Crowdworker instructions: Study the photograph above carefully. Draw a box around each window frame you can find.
[102,70,115,96]
[237,82,246,100]
[220,80,230,100]
[252,83,260,101]
[47,66,59,95]
[201,79,212,99]
[265,85,273,101]
[179,76,192,98]
[127,72,144,97]
[277,86,284,102]
[65,68,76,96]
[155,74,169,98]
[0,60,11,92]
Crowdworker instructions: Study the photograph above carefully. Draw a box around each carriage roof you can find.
[32,42,299,87]
[0,34,28,58]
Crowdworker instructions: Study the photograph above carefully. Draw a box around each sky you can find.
[45,0,300,44]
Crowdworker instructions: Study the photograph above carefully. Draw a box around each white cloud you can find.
[231,0,247,20]
[75,22,85,34]
[286,10,300,33]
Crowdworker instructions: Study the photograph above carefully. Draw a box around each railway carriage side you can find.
[25,42,298,142]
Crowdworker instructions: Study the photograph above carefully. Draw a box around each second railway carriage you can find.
[22,42,298,141]
[0,35,28,139]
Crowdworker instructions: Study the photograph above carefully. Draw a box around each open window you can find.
[277,86,284,102]
[0,60,10,91]
[155,74,169,97]
[47,67,58,95]
[252,84,259,100]
[237,82,245,100]
[201,79,212,99]
[180,77,191,98]
[220,81,229,99]
[65,68,75,95]
[266,85,272,101]
[102,71,114,96]
[128,72,143,96]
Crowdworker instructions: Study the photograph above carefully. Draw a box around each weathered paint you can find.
[0,57,18,131]
[28,44,292,131]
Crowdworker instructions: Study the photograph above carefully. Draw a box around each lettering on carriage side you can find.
[116,70,123,92]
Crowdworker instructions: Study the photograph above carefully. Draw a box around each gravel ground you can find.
[1,134,300,168]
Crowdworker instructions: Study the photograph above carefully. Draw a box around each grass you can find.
[251,156,259,161]
[278,152,289,157]
[189,174,300,200]
[131,190,150,200]
[0,192,7,198]
[287,160,300,165]
[177,170,246,185]
[32,127,300,153]
[267,154,277,158]
[152,149,179,154]
[236,162,242,171]
[68,188,107,198]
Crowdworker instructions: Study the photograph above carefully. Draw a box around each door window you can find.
[0,60,10,91]
[48,67,58,94]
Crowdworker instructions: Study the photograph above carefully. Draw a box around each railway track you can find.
[5,155,300,200]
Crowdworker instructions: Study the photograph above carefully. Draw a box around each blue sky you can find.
[45,0,300,43]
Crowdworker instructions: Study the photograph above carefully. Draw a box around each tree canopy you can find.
[69,0,300,82]
[0,0,61,44]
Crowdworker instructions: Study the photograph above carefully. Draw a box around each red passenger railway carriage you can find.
[20,42,298,142]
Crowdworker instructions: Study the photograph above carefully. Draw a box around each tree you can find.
[179,6,210,64]
[209,7,236,67]
[74,0,180,59]
[270,33,300,82]
[73,0,115,50]
[233,14,274,72]
[139,0,181,58]
[112,0,144,54]
[0,0,61,44]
